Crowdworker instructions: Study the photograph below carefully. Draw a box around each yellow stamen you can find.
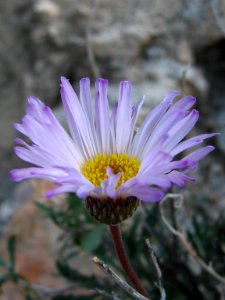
[81,153,140,188]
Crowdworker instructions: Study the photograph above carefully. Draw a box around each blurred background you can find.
[0,0,225,299]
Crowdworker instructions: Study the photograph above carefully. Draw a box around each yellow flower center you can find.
[81,153,140,188]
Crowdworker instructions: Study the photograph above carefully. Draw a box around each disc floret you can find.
[81,153,140,188]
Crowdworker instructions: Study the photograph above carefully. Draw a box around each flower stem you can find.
[109,224,148,297]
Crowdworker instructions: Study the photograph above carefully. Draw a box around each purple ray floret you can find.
[10,77,218,202]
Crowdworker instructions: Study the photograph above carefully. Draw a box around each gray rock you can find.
[0,0,224,204]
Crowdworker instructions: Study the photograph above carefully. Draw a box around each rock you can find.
[0,179,101,299]
[0,0,223,152]
[0,180,65,299]
[33,0,60,19]
[0,0,224,209]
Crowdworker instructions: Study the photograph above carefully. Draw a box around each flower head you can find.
[10,77,217,224]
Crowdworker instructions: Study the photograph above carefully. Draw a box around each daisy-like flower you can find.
[10,77,217,224]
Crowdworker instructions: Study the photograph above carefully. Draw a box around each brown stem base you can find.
[109,224,148,297]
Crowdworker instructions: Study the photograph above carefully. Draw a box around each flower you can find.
[10,77,218,224]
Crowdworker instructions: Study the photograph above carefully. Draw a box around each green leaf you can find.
[80,225,105,252]
[25,295,35,300]
[63,195,84,227]
[67,193,83,208]
[35,202,62,225]
[64,250,79,261]
[56,260,99,288]
[52,296,96,300]
[0,273,9,285]
[0,257,9,269]
[7,235,16,272]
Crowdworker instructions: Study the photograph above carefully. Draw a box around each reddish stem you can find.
[109,224,148,297]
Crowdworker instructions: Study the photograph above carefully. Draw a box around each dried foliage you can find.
[0,192,224,299]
